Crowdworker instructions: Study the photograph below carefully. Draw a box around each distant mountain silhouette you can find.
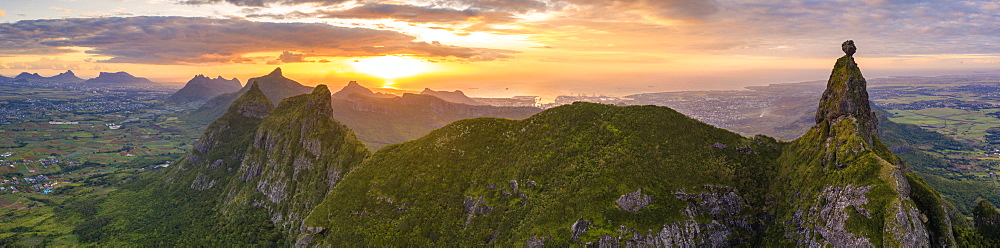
[420,88,483,105]
[49,70,84,83]
[182,67,313,125]
[83,71,155,85]
[332,86,540,150]
[14,72,44,81]
[3,70,84,83]
[332,81,395,99]
[166,75,242,105]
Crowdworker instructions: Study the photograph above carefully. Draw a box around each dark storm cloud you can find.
[0,16,516,64]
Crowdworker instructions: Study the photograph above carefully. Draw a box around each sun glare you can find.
[351,56,430,82]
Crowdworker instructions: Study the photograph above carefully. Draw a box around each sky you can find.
[2,0,1000,101]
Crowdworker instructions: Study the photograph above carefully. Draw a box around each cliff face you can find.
[146,83,368,245]
[166,82,272,192]
[223,85,370,238]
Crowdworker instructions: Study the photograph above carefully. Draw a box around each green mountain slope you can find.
[305,102,781,246]
[301,41,961,246]
[75,83,370,246]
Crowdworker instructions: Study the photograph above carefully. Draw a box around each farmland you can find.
[1,80,193,196]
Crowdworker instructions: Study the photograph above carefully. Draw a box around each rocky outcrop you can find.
[615,188,652,212]
[842,40,856,57]
[786,185,874,247]
[595,185,751,247]
[463,195,493,226]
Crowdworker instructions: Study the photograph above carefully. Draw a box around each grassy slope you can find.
[306,102,781,246]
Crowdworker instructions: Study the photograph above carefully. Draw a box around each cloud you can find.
[0,16,517,64]
[277,51,308,63]
[437,0,552,13]
[179,0,348,7]
[248,3,516,23]
[1,57,86,70]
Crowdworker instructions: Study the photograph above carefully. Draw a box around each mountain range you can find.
[0,70,84,83]
[181,68,314,126]
[165,75,242,105]
[69,41,1000,246]
[181,69,540,150]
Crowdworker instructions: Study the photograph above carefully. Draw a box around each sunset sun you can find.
[351,56,431,83]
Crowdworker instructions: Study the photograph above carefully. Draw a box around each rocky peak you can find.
[268,67,283,77]
[814,40,878,141]
[231,82,274,119]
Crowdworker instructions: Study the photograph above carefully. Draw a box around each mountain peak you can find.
[230,81,274,119]
[313,84,331,96]
[268,67,283,77]
[814,40,877,139]
[419,88,482,105]
[332,81,376,99]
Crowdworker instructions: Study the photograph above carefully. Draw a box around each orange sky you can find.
[2,1,1000,101]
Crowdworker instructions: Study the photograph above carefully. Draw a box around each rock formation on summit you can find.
[842,40,856,57]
